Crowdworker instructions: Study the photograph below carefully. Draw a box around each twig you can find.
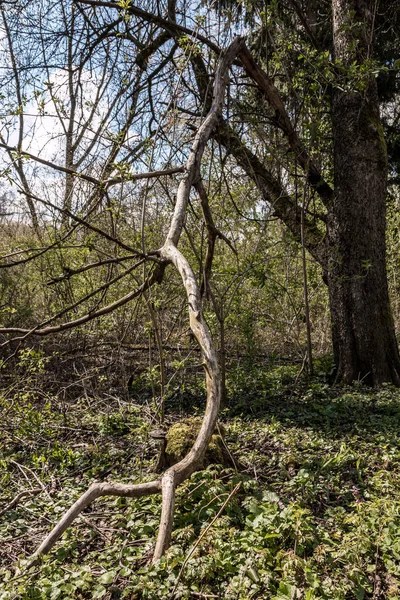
[8,460,50,499]
[80,517,112,542]
[217,423,238,472]
[0,488,41,518]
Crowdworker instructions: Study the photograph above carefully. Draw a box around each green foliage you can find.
[2,368,400,598]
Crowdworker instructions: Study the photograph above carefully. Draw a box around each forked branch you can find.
[28,36,243,567]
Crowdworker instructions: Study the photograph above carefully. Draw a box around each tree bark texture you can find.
[327,0,400,385]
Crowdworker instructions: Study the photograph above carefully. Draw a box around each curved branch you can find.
[150,38,244,558]
[29,480,161,564]
[166,37,245,245]
[0,264,165,338]
[28,36,242,567]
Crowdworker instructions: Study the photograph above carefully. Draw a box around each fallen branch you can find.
[0,488,42,519]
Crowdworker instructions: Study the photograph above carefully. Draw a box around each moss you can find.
[165,417,228,467]
[376,118,387,157]
[367,113,387,158]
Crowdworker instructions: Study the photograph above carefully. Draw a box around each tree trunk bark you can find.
[327,0,400,385]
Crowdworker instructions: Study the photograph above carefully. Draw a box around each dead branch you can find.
[29,481,161,564]
[0,488,42,519]
[26,37,243,568]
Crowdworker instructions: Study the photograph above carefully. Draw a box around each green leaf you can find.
[354,586,365,600]
[98,571,116,584]
[273,581,299,599]
[92,585,107,598]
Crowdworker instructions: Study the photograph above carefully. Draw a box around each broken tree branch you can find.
[0,488,42,519]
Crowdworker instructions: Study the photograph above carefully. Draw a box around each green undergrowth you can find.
[1,361,400,599]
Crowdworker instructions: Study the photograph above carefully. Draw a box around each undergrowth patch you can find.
[1,362,400,598]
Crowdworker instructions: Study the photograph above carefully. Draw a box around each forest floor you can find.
[1,360,400,599]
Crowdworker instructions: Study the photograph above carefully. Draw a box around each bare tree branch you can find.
[46,253,145,284]
[29,480,162,564]
[189,51,327,266]
[0,263,165,338]
[28,36,243,566]
[239,44,333,207]
[75,0,223,55]
[0,143,184,186]
[19,190,144,255]
[194,179,236,298]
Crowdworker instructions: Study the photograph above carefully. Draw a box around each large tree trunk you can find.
[188,1,400,386]
[327,0,400,385]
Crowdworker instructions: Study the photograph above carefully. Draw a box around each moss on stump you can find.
[165,417,230,468]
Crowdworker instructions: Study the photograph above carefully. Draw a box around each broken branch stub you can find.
[28,36,244,566]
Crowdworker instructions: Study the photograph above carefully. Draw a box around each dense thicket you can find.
[0,0,399,385]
